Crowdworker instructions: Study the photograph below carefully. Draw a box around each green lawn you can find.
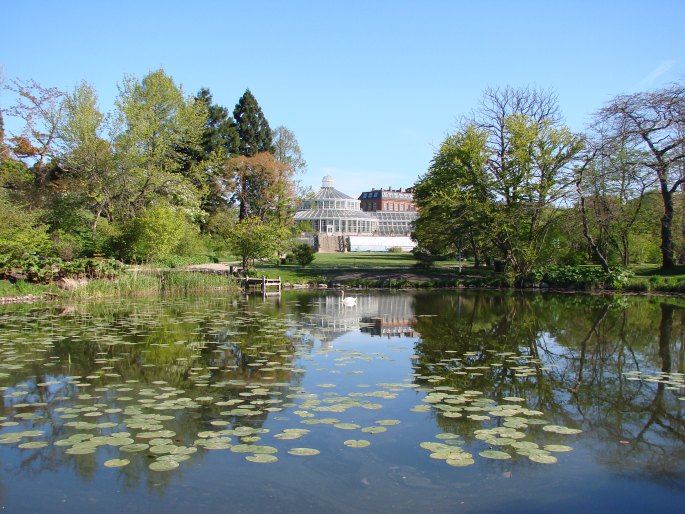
[251,252,475,285]
[306,252,421,268]
[295,251,464,269]
[631,264,685,278]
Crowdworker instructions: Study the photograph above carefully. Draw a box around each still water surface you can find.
[0,290,684,513]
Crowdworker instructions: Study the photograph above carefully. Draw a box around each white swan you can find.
[340,290,357,306]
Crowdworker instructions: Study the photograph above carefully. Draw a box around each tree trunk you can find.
[575,155,610,272]
[680,180,685,263]
[239,173,248,221]
[468,232,480,268]
[579,195,610,272]
[92,206,105,239]
[660,186,676,270]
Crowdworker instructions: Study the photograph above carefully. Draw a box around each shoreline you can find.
[2,278,682,305]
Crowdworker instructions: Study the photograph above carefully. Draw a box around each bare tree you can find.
[1,78,66,186]
[597,84,685,269]
[576,125,655,268]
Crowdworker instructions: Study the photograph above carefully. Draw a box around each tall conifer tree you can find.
[232,89,273,157]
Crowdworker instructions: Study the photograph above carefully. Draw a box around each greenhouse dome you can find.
[294,176,379,235]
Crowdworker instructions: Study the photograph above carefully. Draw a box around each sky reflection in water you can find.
[0,291,683,513]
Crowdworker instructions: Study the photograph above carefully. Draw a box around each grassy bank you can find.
[255,254,685,293]
[6,254,685,302]
[253,252,483,288]
[0,280,58,301]
[66,270,242,299]
[621,264,685,293]
[0,270,241,302]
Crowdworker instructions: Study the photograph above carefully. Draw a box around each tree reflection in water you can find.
[411,291,685,488]
[0,291,684,505]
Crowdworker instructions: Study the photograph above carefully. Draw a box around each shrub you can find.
[530,265,633,290]
[0,255,123,284]
[0,195,53,261]
[623,278,649,292]
[115,204,191,262]
[290,243,316,266]
[51,230,85,261]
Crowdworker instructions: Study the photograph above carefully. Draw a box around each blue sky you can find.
[2,0,684,196]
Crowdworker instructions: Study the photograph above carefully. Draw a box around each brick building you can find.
[358,187,418,236]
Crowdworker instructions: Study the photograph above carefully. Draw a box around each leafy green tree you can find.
[188,88,240,215]
[415,87,584,280]
[58,81,119,239]
[113,69,208,219]
[496,113,584,277]
[43,193,97,259]
[0,156,32,196]
[224,216,291,269]
[272,126,306,174]
[231,89,273,157]
[413,125,493,265]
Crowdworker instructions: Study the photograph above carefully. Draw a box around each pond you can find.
[0,290,683,513]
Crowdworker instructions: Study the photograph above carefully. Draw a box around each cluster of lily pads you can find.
[623,370,685,394]
[0,298,586,476]
[410,386,582,467]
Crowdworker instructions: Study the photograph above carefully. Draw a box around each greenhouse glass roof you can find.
[294,209,377,221]
[373,212,419,221]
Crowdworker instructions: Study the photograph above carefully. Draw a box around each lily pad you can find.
[344,439,370,448]
[542,425,582,435]
[246,454,278,463]
[376,419,400,426]
[149,460,180,471]
[479,450,511,460]
[104,458,130,468]
[544,444,573,452]
[529,453,558,464]
[361,426,386,434]
[120,443,150,453]
[288,447,320,456]
[445,452,475,467]
[334,423,360,430]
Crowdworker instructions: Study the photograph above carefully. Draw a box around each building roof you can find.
[359,188,414,201]
[313,176,354,200]
[294,209,377,221]
[373,211,418,221]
